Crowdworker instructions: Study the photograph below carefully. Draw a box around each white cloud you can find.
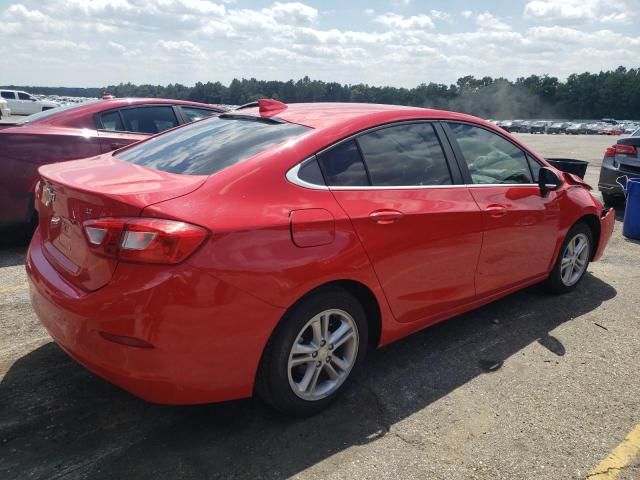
[524,0,637,24]
[476,12,511,31]
[268,2,318,25]
[374,12,434,30]
[430,10,451,22]
[1,0,638,89]
[158,40,206,58]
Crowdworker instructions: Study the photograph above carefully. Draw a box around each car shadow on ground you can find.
[0,274,616,480]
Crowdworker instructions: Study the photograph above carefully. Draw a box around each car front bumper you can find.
[26,227,285,405]
[593,207,615,262]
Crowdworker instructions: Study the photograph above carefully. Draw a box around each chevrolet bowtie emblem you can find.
[42,184,56,207]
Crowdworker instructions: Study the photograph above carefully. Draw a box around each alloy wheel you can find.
[560,233,590,287]
[287,309,359,401]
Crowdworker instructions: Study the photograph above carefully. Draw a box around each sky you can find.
[1,0,639,88]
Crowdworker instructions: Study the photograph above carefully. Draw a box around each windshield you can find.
[116,115,311,175]
[17,99,99,124]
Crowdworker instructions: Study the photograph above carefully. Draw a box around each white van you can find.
[0,90,60,115]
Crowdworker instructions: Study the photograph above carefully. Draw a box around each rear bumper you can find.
[598,160,640,196]
[593,207,615,262]
[26,228,285,404]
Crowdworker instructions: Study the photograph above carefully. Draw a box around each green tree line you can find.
[4,66,639,119]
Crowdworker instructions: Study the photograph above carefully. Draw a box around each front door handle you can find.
[485,204,507,218]
[369,209,404,224]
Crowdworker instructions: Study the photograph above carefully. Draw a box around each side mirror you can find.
[538,167,563,196]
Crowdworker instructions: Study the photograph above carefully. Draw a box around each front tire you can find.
[256,288,368,416]
[543,223,593,294]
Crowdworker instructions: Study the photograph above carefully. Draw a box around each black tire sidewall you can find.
[258,288,368,416]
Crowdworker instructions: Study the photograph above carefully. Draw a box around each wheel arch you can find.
[575,214,601,259]
[267,279,383,353]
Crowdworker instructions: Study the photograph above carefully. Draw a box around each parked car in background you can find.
[585,123,602,135]
[27,99,614,415]
[622,124,638,134]
[0,97,10,118]
[547,122,569,134]
[530,121,547,134]
[0,98,226,228]
[601,125,623,136]
[518,121,532,133]
[566,123,588,135]
[599,128,640,205]
[498,120,515,132]
[0,89,60,115]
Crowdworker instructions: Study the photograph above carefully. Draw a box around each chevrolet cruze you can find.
[27,100,615,415]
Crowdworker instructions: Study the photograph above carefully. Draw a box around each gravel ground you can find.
[0,134,638,480]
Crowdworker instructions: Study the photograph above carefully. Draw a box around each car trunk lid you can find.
[36,154,207,291]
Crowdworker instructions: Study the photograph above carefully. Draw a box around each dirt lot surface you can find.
[1,134,638,479]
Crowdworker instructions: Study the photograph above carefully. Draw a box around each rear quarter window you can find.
[116,115,311,175]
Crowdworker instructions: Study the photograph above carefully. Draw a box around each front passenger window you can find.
[448,123,533,184]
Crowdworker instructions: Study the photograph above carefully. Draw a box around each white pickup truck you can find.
[0,89,60,115]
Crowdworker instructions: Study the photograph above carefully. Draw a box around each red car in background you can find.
[27,100,614,415]
[0,98,226,228]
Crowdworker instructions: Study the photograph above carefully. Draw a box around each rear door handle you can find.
[485,204,507,218]
[369,209,404,224]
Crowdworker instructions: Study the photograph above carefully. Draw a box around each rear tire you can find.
[256,288,368,416]
[543,223,593,294]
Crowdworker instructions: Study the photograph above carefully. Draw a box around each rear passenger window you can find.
[298,158,325,185]
[357,123,452,186]
[181,107,218,122]
[0,92,13,99]
[317,140,369,187]
[448,123,533,185]
[99,111,124,131]
[120,106,178,134]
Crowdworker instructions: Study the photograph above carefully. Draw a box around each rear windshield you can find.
[116,115,311,175]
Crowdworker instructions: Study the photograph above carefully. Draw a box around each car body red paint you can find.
[27,102,614,405]
[0,98,226,227]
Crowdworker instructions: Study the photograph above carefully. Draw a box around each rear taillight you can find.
[606,144,637,157]
[83,217,208,264]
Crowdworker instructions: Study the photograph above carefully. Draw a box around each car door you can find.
[444,122,561,296]
[95,105,180,152]
[1,91,19,114]
[317,122,483,324]
[17,92,39,115]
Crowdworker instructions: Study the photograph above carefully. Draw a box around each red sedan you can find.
[27,100,615,415]
[0,98,226,228]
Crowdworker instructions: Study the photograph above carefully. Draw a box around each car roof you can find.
[236,102,488,130]
[12,98,227,130]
